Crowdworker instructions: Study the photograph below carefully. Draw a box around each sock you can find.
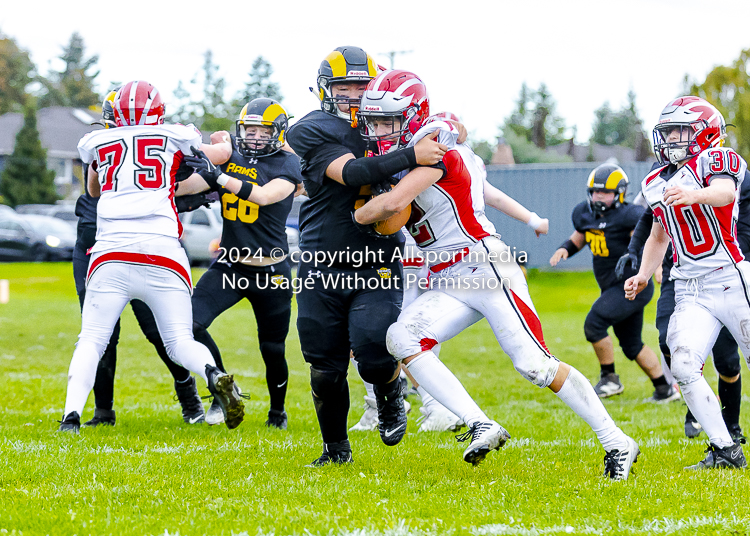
[601,363,615,375]
[169,339,216,383]
[351,357,376,399]
[92,343,117,411]
[554,367,628,452]
[651,375,668,388]
[311,371,350,444]
[194,328,226,373]
[417,386,438,409]
[64,341,101,417]
[681,377,734,448]
[406,351,487,427]
[719,376,742,429]
[660,352,676,385]
[259,342,288,412]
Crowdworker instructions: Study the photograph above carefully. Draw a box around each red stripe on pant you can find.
[87,251,192,291]
[510,289,551,355]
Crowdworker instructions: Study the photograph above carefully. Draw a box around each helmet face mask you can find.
[586,164,628,215]
[235,98,288,157]
[317,47,378,124]
[652,96,726,166]
[361,113,407,153]
[91,89,119,129]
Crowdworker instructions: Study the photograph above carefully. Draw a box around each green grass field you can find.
[0,263,748,536]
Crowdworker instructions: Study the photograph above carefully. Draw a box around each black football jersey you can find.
[286,110,404,267]
[572,201,644,290]
[216,139,301,256]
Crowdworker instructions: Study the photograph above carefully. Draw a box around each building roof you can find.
[0,107,101,159]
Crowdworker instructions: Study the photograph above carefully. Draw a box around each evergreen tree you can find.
[39,32,100,108]
[0,105,58,207]
[234,56,283,107]
[0,33,35,114]
[503,83,567,149]
[170,50,233,131]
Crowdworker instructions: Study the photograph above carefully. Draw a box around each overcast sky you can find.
[3,0,749,145]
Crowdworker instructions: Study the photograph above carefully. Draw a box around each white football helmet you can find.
[652,96,726,165]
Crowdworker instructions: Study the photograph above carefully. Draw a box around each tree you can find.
[0,33,35,114]
[170,50,233,131]
[503,83,568,149]
[590,90,651,161]
[234,56,283,107]
[0,105,58,207]
[690,48,750,158]
[39,32,100,108]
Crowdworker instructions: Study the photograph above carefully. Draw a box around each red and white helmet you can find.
[358,70,430,153]
[425,111,461,125]
[652,96,725,165]
[113,81,166,127]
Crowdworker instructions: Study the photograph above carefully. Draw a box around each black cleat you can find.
[58,412,81,433]
[83,408,116,427]
[684,413,703,439]
[266,409,288,430]
[728,424,746,444]
[374,380,408,446]
[686,441,747,470]
[307,441,353,467]
[205,365,245,430]
[174,376,205,424]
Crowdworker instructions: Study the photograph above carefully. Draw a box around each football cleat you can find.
[684,413,703,439]
[374,380,408,446]
[593,372,624,398]
[349,396,379,432]
[603,436,640,480]
[58,411,81,434]
[685,442,747,470]
[456,421,511,465]
[266,409,288,430]
[728,424,746,444]
[205,365,245,430]
[417,404,464,433]
[174,376,205,424]
[307,440,353,467]
[205,398,224,426]
[649,383,681,403]
[83,408,116,427]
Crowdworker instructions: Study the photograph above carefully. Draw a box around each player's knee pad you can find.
[621,342,644,361]
[714,351,742,377]
[669,347,704,386]
[512,353,559,388]
[386,321,421,361]
[310,367,347,400]
[583,312,608,343]
[354,345,398,385]
[259,341,285,363]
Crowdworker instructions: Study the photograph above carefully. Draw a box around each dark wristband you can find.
[236,181,254,201]
[198,170,220,191]
[560,239,580,257]
[341,147,418,187]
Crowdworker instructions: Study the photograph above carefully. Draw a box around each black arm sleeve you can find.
[628,207,653,255]
[341,147,418,187]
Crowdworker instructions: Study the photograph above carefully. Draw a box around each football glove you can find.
[615,251,639,279]
[184,146,222,190]
[351,210,386,240]
[175,193,211,213]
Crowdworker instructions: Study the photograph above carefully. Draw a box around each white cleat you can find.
[205,398,225,426]
[349,396,379,431]
[417,404,464,432]
[603,436,640,480]
[457,421,511,465]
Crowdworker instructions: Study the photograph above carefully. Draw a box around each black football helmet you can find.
[317,46,378,123]
[586,163,628,214]
[91,89,118,129]
[235,98,288,157]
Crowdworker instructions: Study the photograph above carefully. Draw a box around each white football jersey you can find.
[78,123,202,252]
[641,147,747,279]
[404,121,495,255]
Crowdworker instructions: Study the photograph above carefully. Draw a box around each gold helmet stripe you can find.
[261,103,287,125]
[586,170,596,189]
[104,90,117,103]
[324,51,348,78]
[366,55,378,77]
[605,169,626,190]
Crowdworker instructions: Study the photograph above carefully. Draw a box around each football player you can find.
[355,70,639,479]
[174,98,301,430]
[72,90,213,427]
[625,96,748,469]
[549,164,676,402]
[59,81,245,433]
[285,47,448,465]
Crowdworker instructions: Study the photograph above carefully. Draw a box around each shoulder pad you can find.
[697,147,746,182]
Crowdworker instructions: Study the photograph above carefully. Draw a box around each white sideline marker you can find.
[0,279,8,304]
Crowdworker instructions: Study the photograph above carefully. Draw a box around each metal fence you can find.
[484,162,655,269]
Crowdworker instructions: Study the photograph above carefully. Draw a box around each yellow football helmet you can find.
[316,46,378,122]
[586,163,628,214]
[236,98,288,157]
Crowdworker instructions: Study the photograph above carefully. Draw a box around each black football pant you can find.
[296,261,403,444]
[191,260,293,412]
[73,223,189,411]
[657,275,742,427]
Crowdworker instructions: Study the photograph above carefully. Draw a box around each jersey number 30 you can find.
[96,136,168,192]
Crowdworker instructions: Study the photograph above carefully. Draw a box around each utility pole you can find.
[381,50,413,69]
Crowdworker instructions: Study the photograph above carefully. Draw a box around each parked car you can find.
[15,204,79,225]
[0,213,76,261]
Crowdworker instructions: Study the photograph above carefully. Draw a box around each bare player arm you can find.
[87,165,101,198]
[549,230,586,266]
[624,223,670,300]
[354,166,443,224]
[483,181,549,236]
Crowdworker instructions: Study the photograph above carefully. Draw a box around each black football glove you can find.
[615,251,639,279]
[175,193,211,213]
[371,180,392,197]
[351,210,386,239]
[184,146,222,190]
